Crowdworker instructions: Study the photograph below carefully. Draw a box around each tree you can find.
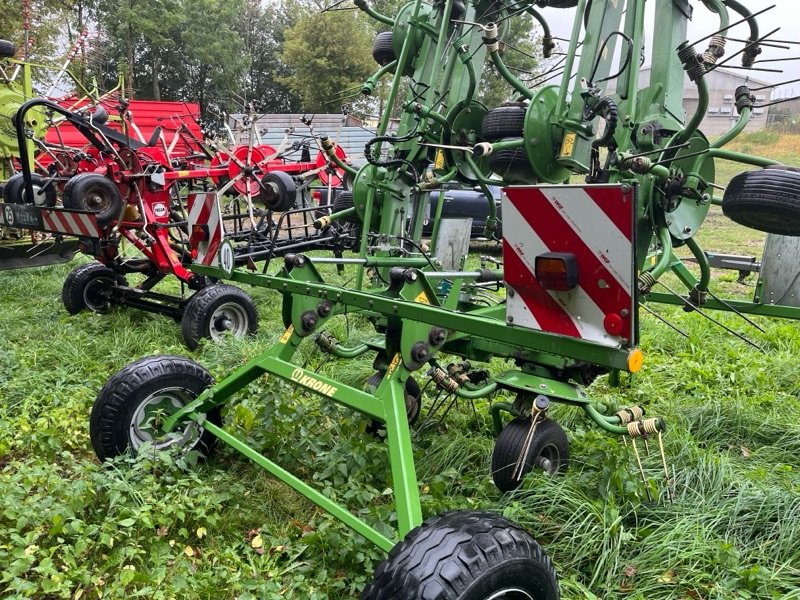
[279,7,376,113]
[236,0,300,112]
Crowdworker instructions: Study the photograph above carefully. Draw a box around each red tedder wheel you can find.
[315,145,348,188]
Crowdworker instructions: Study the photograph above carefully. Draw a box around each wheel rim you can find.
[28,184,48,207]
[536,443,561,475]
[209,301,250,340]
[129,387,202,452]
[84,186,113,212]
[485,589,535,600]
[83,276,115,312]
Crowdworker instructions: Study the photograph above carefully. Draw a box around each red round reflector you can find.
[603,313,624,336]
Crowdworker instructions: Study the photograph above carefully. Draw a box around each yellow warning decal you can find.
[560,132,577,158]
[279,325,294,344]
[414,291,431,304]
[178,170,191,177]
[434,149,445,170]
[385,353,402,378]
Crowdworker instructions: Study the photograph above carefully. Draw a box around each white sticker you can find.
[4,206,14,227]
[218,239,235,276]
[153,203,168,218]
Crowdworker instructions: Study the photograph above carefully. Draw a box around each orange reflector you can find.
[535,252,578,291]
[627,348,644,373]
[191,224,209,242]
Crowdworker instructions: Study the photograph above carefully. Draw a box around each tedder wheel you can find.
[481,103,526,142]
[372,31,396,66]
[489,148,533,184]
[722,168,800,236]
[4,173,57,207]
[331,190,361,224]
[491,418,569,493]
[365,371,422,435]
[90,356,222,461]
[180,284,258,350]
[0,39,15,58]
[362,510,560,600]
[258,171,297,211]
[62,262,127,315]
[63,172,124,226]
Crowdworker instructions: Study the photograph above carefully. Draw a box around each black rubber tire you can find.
[489,147,532,183]
[89,355,222,461]
[0,182,5,199]
[331,190,361,224]
[366,372,422,435]
[91,105,109,125]
[259,171,297,211]
[481,104,526,142]
[0,39,15,58]
[62,262,127,315]
[362,510,560,600]
[62,172,123,226]
[4,173,57,207]
[491,418,569,493]
[181,284,258,350]
[722,168,800,236]
[372,31,396,67]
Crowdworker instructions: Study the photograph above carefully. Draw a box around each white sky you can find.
[536,0,798,100]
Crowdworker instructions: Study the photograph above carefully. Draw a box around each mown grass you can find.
[1,135,800,598]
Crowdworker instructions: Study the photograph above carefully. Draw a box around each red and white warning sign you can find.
[187,192,223,266]
[502,184,637,348]
[41,208,101,238]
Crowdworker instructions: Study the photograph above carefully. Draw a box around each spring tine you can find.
[706,289,767,333]
[643,436,651,455]
[658,432,673,504]
[512,413,542,482]
[631,438,653,502]
[655,281,763,351]
[640,303,690,338]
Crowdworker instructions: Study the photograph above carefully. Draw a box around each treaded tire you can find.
[89,355,221,461]
[332,190,361,224]
[372,31,396,67]
[62,262,127,315]
[365,372,422,435]
[722,168,800,236]
[489,147,532,183]
[0,39,15,58]
[491,418,569,493]
[481,104,526,142]
[62,172,123,226]
[181,284,258,350]
[259,171,297,211]
[362,510,560,600]
[0,182,5,199]
[4,173,57,207]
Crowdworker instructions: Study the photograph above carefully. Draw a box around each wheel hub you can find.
[208,302,249,340]
[129,387,202,452]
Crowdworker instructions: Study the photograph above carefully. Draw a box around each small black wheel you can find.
[372,31,396,67]
[489,147,533,184]
[362,510,560,600]
[481,104,527,142]
[181,284,258,350]
[331,190,361,224]
[90,355,222,461]
[491,418,569,493]
[722,168,800,236]
[4,173,57,207]
[0,182,5,199]
[62,262,127,315]
[0,39,15,58]
[63,172,123,226]
[258,171,297,211]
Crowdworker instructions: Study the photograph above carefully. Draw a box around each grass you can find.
[1,134,800,598]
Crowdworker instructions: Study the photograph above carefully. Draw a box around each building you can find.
[637,66,771,136]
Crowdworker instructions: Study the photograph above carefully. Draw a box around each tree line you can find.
[2,0,540,118]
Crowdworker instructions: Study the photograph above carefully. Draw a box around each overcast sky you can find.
[536,0,798,99]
